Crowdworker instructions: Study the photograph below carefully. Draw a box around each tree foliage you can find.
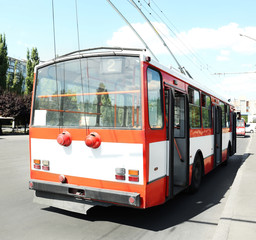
[0,91,31,134]
[6,60,24,94]
[25,47,39,94]
[0,34,8,91]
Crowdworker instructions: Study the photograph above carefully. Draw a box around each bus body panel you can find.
[29,49,236,213]
[30,138,144,184]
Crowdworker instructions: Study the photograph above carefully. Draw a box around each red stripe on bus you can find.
[30,127,145,144]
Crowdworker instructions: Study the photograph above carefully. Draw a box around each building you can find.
[232,97,256,122]
[7,56,27,79]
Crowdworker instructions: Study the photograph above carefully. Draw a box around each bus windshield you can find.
[237,119,245,127]
[32,56,141,129]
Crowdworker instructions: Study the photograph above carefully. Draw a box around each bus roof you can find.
[35,47,232,106]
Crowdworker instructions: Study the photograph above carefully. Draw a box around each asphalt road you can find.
[0,134,250,240]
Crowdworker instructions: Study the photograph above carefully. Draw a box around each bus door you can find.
[213,105,222,165]
[231,112,237,155]
[166,88,189,198]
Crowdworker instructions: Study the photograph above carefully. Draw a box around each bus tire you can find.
[223,145,230,166]
[188,154,203,193]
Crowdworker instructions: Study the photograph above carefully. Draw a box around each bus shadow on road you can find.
[43,153,249,231]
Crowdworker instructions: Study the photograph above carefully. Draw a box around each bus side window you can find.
[188,87,201,128]
[220,101,227,128]
[174,91,185,138]
[202,94,212,128]
[165,90,169,138]
[147,68,163,129]
[226,105,230,127]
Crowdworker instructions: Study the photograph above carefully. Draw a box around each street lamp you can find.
[240,33,256,42]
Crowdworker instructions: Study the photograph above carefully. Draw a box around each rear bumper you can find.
[29,180,141,212]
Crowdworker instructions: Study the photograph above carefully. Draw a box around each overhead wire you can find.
[135,0,220,83]
[51,0,61,132]
[149,0,211,72]
[129,0,185,74]
[74,0,89,134]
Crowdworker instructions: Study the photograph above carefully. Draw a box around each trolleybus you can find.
[237,118,246,136]
[29,48,237,214]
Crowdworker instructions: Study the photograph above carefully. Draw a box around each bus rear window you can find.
[32,56,141,129]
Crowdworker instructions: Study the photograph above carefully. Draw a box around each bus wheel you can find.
[223,146,230,166]
[188,155,202,193]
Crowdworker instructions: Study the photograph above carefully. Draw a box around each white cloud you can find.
[107,22,256,56]
[106,22,169,55]
[215,73,256,99]
[216,49,230,61]
[216,55,229,61]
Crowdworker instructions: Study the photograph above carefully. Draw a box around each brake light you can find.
[115,168,126,181]
[115,175,125,180]
[128,176,139,182]
[128,169,139,182]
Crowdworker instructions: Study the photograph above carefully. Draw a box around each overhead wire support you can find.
[75,0,81,52]
[106,0,158,61]
[51,0,57,59]
[213,71,256,76]
[129,0,185,74]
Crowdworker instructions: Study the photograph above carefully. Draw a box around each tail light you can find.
[42,160,50,171]
[33,159,41,169]
[115,168,126,181]
[128,169,139,182]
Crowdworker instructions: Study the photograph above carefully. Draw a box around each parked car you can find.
[245,123,256,133]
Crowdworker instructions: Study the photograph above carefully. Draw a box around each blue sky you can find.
[1,0,256,99]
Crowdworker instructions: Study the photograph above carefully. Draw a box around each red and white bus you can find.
[29,48,236,214]
[236,118,246,137]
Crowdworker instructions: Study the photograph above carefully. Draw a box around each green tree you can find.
[0,91,31,135]
[0,34,8,91]
[12,60,24,94]
[6,72,13,91]
[25,47,39,94]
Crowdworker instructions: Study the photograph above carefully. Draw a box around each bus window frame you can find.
[188,86,201,129]
[146,67,164,130]
[201,93,212,129]
[31,55,143,130]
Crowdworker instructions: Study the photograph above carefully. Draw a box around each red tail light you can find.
[129,176,139,182]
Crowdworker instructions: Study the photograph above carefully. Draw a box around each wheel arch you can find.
[193,149,205,176]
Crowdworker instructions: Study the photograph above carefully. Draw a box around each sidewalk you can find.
[213,134,256,239]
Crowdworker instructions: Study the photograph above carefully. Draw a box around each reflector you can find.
[59,174,66,183]
[129,196,136,205]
